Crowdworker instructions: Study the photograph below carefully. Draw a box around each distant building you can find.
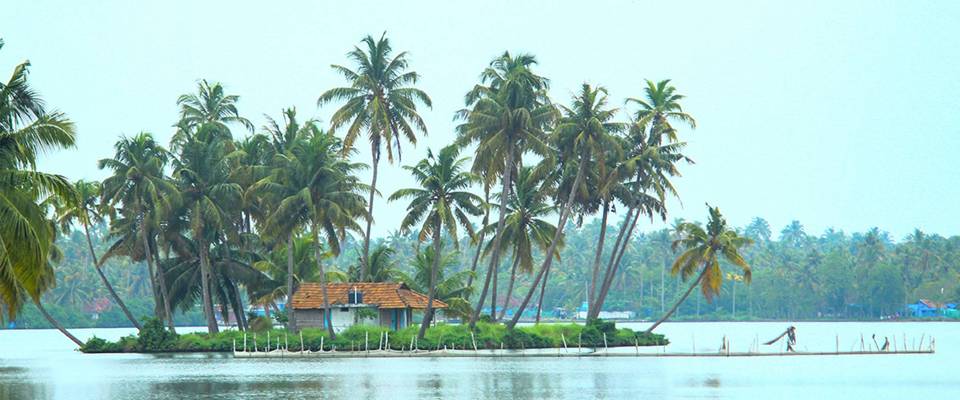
[291,282,446,332]
[907,299,958,318]
[574,301,635,320]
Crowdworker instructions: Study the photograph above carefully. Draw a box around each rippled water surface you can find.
[0,322,953,399]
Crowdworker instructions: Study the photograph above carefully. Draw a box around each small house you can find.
[907,299,941,317]
[291,282,446,333]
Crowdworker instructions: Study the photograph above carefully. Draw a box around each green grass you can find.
[80,318,668,353]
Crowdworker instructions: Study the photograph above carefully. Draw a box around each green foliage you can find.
[80,321,667,353]
[137,318,178,351]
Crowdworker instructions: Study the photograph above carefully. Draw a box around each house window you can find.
[340,307,349,312]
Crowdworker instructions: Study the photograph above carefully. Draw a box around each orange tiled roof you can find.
[292,282,447,310]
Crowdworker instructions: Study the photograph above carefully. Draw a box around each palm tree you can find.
[54,180,142,329]
[175,79,253,133]
[250,110,319,332]
[0,38,77,322]
[390,145,483,339]
[645,205,753,333]
[588,120,692,320]
[395,244,475,320]
[99,133,179,331]
[476,166,560,320]
[318,33,432,280]
[261,129,368,338]
[507,83,621,329]
[360,245,401,283]
[458,52,554,325]
[626,79,696,144]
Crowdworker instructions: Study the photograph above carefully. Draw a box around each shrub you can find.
[137,318,178,352]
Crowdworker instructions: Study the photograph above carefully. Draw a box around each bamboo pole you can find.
[561,332,568,353]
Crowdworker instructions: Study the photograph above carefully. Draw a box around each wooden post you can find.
[386,331,390,350]
[410,335,415,352]
[243,333,247,352]
[365,331,369,354]
[267,331,271,352]
[471,332,478,352]
[300,331,304,353]
[233,338,236,353]
[836,335,839,354]
[860,334,864,352]
[578,333,582,354]
[320,336,324,352]
[635,338,639,355]
[918,334,925,351]
[561,332,568,353]
[253,332,257,352]
[603,333,608,353]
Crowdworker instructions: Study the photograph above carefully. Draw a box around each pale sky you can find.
[5,1,959,240]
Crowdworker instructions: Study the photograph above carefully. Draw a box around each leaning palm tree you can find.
[318,33,432,280]
[99,133,180,331]
[476,166,560,320]
[390,145,483,339]
[260,129,368,338]
[507,83,622,329]
[0,38,78,324]
[54,180,142,329]
[645,205,753,333]
[395,244,475,320]
[458,52,555,325]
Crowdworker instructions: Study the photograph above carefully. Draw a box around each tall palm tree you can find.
[458,52,554,326]
[645,205,753,333]
[508,84,621,329]
[99,133,180,331]
[171,123,242,334]
[318,33,432,280]
[54,180,141,329]
[250,109,319,332]
[476,166,560,320]
[261,129,368,338]
[390,145,483,339]
[588,120,692,320]
[0,38,77,321]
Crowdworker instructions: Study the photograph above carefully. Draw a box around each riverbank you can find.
[79,319,668,354]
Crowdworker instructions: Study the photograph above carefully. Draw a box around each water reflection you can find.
[0,322,953,399]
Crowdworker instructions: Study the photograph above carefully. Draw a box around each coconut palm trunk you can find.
[591,207,641,320]
[534,260,550,323]
[312,225,336,339]
[497,255,522,321]
[418,222,443,339]
[588,207,637,320]
[469,142,515,328]
[83,221,141,330]
[360,146,380,281]
[507,146,588,329]
[140,220,175,333]
[587,200,610,316]
[286,233,298,332]
[197,234,219,334]
[645,264,709,333]
[34,299,83,347]
[465,192,490,289]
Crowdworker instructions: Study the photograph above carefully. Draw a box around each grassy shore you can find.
[80,319,668,353]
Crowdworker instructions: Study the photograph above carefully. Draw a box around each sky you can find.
[5,1,960,241]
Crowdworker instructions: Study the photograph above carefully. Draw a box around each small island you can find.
[80,318,667,354]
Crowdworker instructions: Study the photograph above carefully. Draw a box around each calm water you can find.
[0,321,954,399]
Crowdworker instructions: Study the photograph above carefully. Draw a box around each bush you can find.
[137,318,178,352]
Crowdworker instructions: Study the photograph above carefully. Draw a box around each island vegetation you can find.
[3,32,954,354]
[80,318,667,353]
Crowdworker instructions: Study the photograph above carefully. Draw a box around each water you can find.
[0,322,954,399]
